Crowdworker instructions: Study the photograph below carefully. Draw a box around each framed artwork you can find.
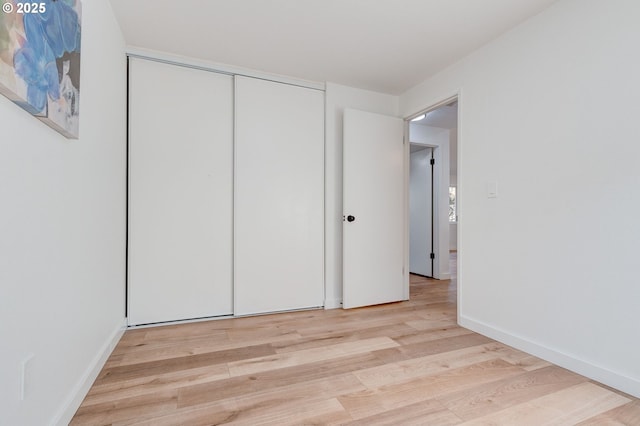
[0,0,82,138]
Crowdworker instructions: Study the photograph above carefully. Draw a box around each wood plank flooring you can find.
[72,261,639,425]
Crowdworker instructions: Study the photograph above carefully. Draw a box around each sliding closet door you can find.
[234,76,324,316]
[128,58,233,325]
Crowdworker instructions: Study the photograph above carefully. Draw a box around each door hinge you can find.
[430,158,435,165]
[430,252,435,259]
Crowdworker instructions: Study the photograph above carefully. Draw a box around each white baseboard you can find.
[324,298,342,310]
[437,273,451,280]
[51,319,126,426]
[459,315,640,398]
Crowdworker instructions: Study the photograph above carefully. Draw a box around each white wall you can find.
[449,127,458,185]
[410,124,450,279]
[324,83,398,308]
[449,223,457,251]
[400,0,640,397]
[0,0,127,424]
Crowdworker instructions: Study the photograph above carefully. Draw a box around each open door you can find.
[343,109,406,309]
[409,147,434,277]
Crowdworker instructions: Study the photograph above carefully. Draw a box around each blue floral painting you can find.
[0,0,81,138]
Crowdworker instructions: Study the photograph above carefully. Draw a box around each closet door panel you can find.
[234,76,324,316]
[128,58,233,325]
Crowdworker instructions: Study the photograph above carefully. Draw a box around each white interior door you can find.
[128,58,233,325]
[343,109,405,309]
[409,148,433,276]
[234,76,324,316]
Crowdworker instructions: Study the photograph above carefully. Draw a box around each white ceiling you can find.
[109,0,558,95]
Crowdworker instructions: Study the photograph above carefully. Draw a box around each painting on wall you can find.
[0,0,82,139]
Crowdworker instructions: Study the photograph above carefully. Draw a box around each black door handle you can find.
[347,215,355,222]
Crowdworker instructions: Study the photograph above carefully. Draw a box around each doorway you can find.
[407,98,458,281]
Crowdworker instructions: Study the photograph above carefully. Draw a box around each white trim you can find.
[322,91,328,317]
[126,46,325,92]
[127,314,235,329]
[403,122,410,300]
[437,272,451,280]
[454,89,463,327]
[127,306,326,329]
[460,315,640,399]
[52,319,127,426]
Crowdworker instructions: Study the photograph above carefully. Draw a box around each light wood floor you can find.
[72,260,639,425]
